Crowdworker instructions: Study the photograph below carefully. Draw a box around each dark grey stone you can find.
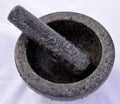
[8,6,91,75]
[8,6,115,100]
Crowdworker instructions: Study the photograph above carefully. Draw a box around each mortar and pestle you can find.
[8,5,115,100]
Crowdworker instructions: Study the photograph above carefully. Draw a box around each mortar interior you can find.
[26,20,102,83]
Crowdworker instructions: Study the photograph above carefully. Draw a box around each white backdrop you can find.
[0,0,120,104]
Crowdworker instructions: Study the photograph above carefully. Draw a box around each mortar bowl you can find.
[15,12,115,100]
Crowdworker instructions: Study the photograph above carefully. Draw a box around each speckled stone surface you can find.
[12,9,114,100]
[8,6,91,76]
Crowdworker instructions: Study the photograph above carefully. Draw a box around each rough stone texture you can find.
[9,6,115,100]
[8,6,91,76]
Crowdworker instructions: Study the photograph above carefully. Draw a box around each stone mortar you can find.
[14,11,115,100]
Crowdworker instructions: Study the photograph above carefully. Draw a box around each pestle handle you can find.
[8,5,91,75]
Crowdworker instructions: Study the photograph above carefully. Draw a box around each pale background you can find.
[0,0,120,104]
